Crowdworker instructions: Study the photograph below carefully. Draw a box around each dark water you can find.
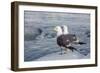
[24,11,90,61]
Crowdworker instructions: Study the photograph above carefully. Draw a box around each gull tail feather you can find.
[78,42,86,45]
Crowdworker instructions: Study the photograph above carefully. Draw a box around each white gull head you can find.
[61,25,69,34]
[54,26,62,36]
[54,25,69,36]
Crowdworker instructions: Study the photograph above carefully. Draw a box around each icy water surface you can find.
[24,11,90,61]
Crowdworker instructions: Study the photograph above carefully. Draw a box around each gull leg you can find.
[61,47,63,55]
[59,47,63,55]
[64,48,67,54]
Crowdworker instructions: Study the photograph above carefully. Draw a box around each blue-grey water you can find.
[24,11,90,61]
